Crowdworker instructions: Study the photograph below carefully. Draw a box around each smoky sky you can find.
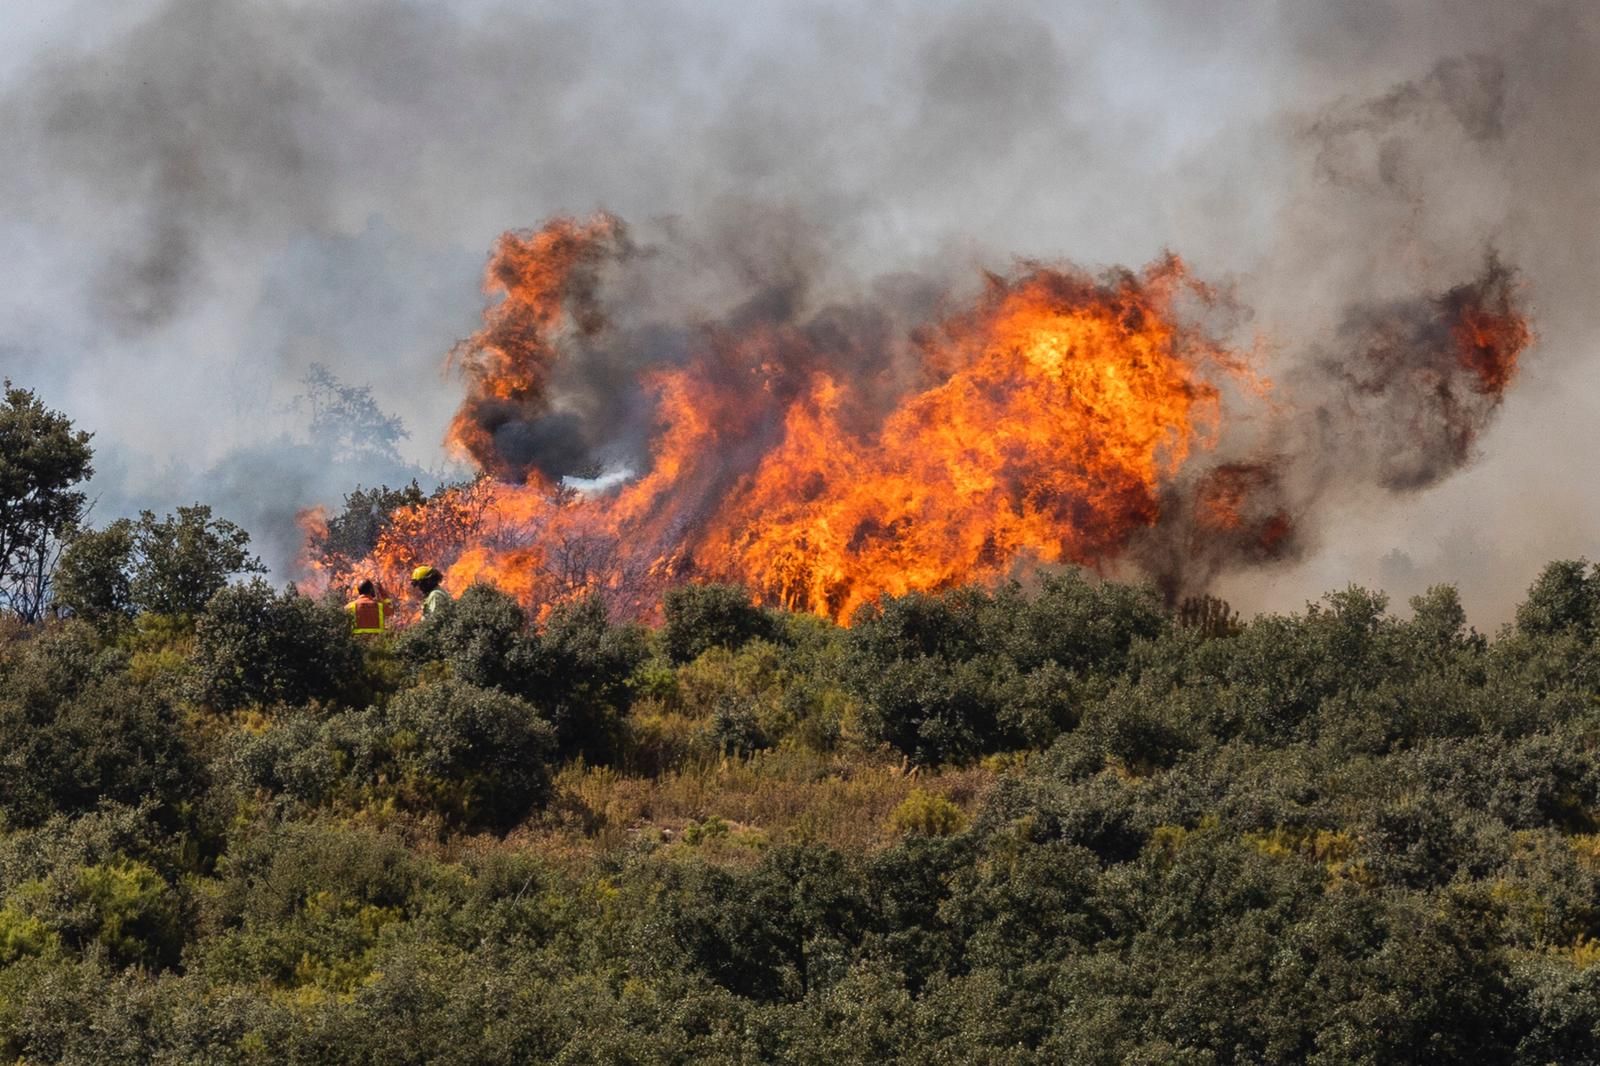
[1,0,1597,621]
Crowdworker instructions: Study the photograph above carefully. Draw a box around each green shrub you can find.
[51,860,186,969]
[0,906,57,964]
[846,585,1089,764]
[376,680,557,830]
[1516,560,1600,638]
[190,579,362,711]
[229,680,556,832]
[56,506,266,622]
[0,627,199,827]
[525,594,649,762]
[662,583,772,663]
[888,790,968,838]
[52,522,137,624]
[396,581,533,692]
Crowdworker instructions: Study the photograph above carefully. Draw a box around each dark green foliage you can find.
[49,521,136,623]
[644,845,868,1003]
[996,570,1167,676]
[1516,559,1600,638]
[228,680,556,832]
[708,694,769,757]
[1516,960,1600,1063]
[663,582,773,663]
[847,587,1010,765]
[190,579,362,711]
[1410,582,1473,649]
[8,545,1600,1060]
[126,506,266,616]
[0,805,191,974]
[0,381,94,623]
[0,624,199,827]
[399,582,534,692]
[399,587,646,763]
[376,680,557,830]
[845,572,1159,763]
[531,595,649,760]
[57,506,266,622]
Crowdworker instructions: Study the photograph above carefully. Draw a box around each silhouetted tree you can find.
[297,363,409,466]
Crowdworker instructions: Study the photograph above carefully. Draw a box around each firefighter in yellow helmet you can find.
[410,565,452,618]
[345,578,390,635]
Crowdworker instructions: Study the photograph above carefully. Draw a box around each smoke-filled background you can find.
[2,0,1594,622]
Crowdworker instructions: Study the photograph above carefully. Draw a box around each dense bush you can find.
[190,579,363,711]
[0,624,199,827]
[887,789,967,837]
[9,545,1600,1060]
[522,594,648,761]
[1516,559,1600,638]
[49,522,136,623]
[396,582,533,692]
[55,506,266,622]
[399,586,646,763]
[228,679,556,832]
[845,577,1137,764]
[662,583,773,663]
[374,679,557,830]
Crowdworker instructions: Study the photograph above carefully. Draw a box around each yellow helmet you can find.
[411,565,439,583]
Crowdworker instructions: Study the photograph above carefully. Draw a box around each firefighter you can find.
[410,565,451,618]
[345,578,390,635]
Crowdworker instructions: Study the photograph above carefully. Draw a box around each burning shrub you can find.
[297,213,1534,629]
[311,481,430,573]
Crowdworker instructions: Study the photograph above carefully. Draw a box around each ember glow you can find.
[303,214,1534,623]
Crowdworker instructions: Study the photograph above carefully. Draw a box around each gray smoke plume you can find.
[2,0,1596,618]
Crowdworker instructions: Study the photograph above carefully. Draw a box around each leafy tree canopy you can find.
[0,382,93,622]
[55,505,265,621]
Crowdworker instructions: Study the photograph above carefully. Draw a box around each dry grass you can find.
[526,746,997,859]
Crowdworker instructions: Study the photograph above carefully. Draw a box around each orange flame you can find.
[308,218,1533,624]
[447,214,628,479]
[687,261,1233,619]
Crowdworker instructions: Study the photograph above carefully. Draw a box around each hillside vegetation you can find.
[2,558,1600,1063]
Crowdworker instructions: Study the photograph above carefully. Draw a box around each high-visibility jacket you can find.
[422,588,451,618]
[346,595,388,634]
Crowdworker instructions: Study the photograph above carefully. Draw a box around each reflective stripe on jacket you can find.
[346,596,387,634]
